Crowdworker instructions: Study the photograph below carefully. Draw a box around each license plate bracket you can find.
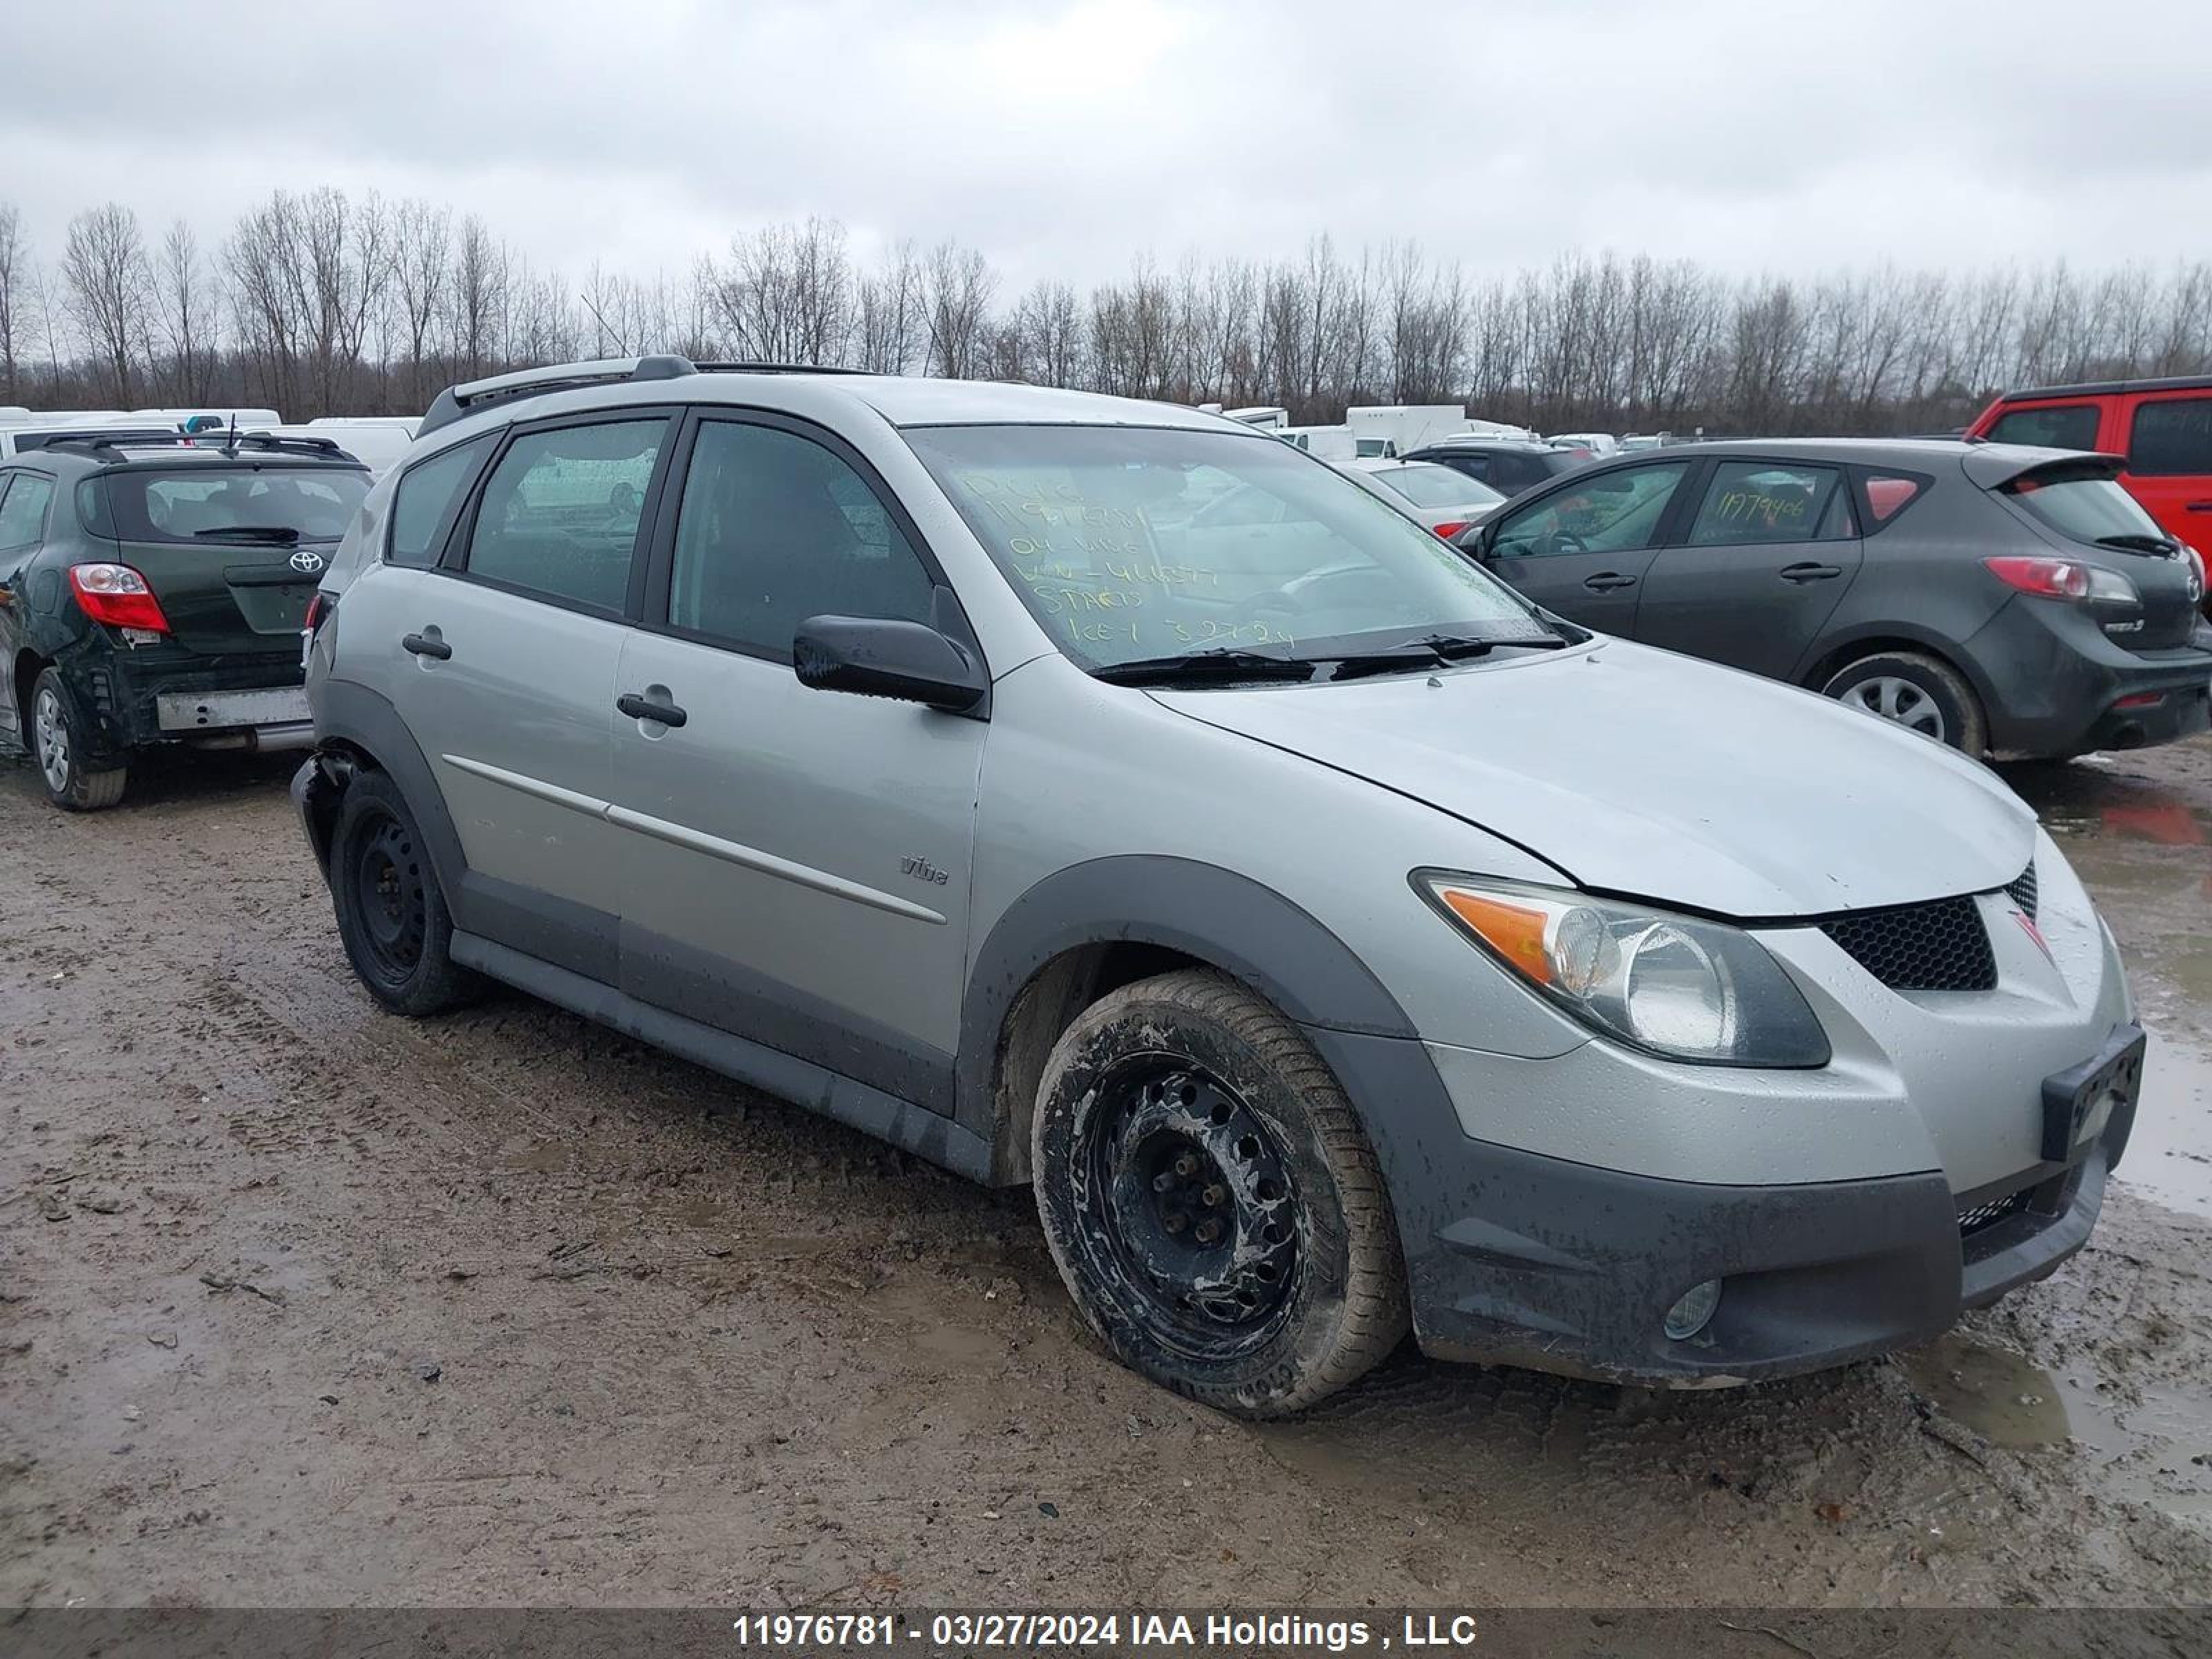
[2040,1024,2146,1163]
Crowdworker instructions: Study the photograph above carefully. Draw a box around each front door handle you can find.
[402,630,451,659]
[617,691,688,729]
[1779,561,1843,583]
[1582,572,1638,592]
[2186,500,2212,512]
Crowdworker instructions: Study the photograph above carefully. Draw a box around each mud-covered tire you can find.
[328,768,478,1016]
[30,669,127,811]
[1031,968,1408,1416]
[1821,650,1987,755]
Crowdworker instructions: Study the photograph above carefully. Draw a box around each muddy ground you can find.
[2,737,2210,1613]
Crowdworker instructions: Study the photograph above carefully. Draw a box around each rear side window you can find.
[387,435,493,567]
[0,474,55,551]
[1986,404,2101,451]
[464,418,668,613]
[1857,472,1931,529]
[2128,397,2212,477]
[1685,462,1849,546]
[665,420,936,658]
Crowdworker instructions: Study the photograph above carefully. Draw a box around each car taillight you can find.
[1432,521,1469,541]
[303,592,327,633]
[68,563,171,632]
[1984,555,2090,600]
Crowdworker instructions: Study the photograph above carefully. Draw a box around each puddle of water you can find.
[2116,1027,2212,1221]
[1897,1333,2070,1449]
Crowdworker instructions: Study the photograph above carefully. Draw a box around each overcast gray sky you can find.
[5,0,2208,289]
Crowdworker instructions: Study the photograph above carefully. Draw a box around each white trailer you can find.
[1273,424,1356,463]
[1345,404,1471,459]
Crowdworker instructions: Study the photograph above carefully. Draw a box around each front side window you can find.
[668,420,937,656]
[464,418,666,612]
[1491,462,1691,559]
[1685,462,1849,547]
[906,424,1545,668]
[1987,404,2101,451]
[0,474,55,551]
[388,434,494,568]
[2128,397,2212,477]
[90,467,366,545]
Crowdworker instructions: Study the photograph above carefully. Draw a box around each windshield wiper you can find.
[1093,648,1316,686]
[2093,533,2178,555]
[193,525,302,543]
[1327,631,1568,681]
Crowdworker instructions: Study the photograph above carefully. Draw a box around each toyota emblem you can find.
[288,548,326,574]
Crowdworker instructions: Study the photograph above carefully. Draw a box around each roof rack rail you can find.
[43,430,355,462]
[415,354,870,438]
[416,355,697,437]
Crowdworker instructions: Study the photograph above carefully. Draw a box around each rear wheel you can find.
[30,669,126,811]
[1821,651,1987,755]
[330,769,477,1015]
[1031,968,1408,1416]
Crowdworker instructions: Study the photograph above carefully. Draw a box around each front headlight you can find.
[1415,873,1830,1068]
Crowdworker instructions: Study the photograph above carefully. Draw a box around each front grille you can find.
[1958,1189,2031,1237]
[2005,862,2038,919]
[1819,894,1997,992]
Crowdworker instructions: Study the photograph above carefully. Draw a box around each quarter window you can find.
[666,420,937,657]
[2128,397,2212,477]
[1685,462,1850,547]
[0,474,55,551]
[1490,462,1691,559]
[389,435,494,568]
[1986,404,2101,451]
[463,419,667,612]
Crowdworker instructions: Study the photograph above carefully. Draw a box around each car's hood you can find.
[1150,639,2034,919]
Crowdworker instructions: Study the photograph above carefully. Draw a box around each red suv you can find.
[1968,376,2212,618]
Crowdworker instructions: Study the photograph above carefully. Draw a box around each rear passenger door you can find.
[610,413,987,1113]
[1635,459,1863,680]
[2118,391,2212,554]
[364,412,673,982]
[0,471,56,747]
[1480,460,1695,632]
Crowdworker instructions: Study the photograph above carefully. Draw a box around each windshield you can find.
[1376,464,1503,511]
[2005,469,2167,546]
[905,424,1547,671]
[94,466,368,543]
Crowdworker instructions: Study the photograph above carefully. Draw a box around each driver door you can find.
[1481,460,1697,633]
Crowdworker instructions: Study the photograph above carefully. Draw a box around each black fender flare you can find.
[310,677,471,908]
[955,855,1427,1170]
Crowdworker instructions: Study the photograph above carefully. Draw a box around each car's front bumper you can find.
[1311,1020,2137,1387]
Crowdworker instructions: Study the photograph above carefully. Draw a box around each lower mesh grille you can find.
[1819,894,1997,992]
[1958,1189,2032,1237]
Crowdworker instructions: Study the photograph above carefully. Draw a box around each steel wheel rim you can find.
[1841,675,1945,741]
[352,812,427,984]
[1077,1057,1300,1360]
[33,687,69,793]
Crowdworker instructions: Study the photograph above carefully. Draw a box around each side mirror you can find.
[794,615,987,713]
[1455,520,1497,560]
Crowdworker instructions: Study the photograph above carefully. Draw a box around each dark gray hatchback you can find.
[1457,438,2212,758]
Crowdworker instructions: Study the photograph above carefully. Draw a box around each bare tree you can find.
[0,203,24,402]
[152,219,218,403]
[61,203,152,405]
[921,241,995,379]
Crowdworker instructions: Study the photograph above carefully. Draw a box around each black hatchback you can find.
[0,433,370,808]
[1455,438,2211,759]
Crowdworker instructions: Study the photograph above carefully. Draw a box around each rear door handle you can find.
[1779,561,1843,583]
[617,691,688,729]
[402,631,451,659]
[1582,572,1638,592]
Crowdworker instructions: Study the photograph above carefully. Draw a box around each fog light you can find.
[1662,1278,1723,1341]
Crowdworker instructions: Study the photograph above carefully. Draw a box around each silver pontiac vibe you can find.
[294,357,2144,1416]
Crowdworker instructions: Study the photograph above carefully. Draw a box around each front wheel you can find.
[328,769,478,1016]
[30,668,126,811]
[1031,969,1408,1416]
[1821,650,1987,754]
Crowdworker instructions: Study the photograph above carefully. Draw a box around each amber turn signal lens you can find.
[1438,889,1555,986]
